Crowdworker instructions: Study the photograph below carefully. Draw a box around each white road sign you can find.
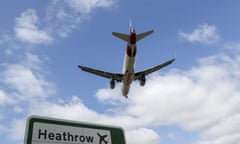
[24,116,125,144]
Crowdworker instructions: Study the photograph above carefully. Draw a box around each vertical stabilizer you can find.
[129,17,133,33]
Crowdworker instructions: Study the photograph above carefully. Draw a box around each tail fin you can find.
[129,17,133,33]
[111,18,133,42]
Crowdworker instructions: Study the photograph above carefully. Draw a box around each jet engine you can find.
[110,79,115,89]
[139,75,146,86]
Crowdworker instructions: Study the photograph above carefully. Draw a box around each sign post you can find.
[24,116,126,144]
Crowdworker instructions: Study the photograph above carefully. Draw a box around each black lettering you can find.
[79,135,85,142]
[75,135,79,142]
[48,132,55,140]
[86,136,94,143]
[63,132,67,141]
[38,129,47,140]
[38,129,95,143]
[56,133,62,141]
[67,132,74,141]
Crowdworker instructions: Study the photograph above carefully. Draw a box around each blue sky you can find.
[1,0,240,144]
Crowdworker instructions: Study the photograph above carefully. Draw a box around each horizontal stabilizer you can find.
[112,30,154,42]
[112,32,129,42]
[136,30,154,42]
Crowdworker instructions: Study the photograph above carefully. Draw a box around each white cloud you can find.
[204,114,240,138]
[224,41,240,52]
[179,24,220,44]
[0,53,55,143]
[8,119,26,141]
[197,134,240,144]
[24,53,44,71]
[46,1,81,38]
[95,54,240,143]
[9,52,238,144]
[0,123,7,136]
[96,85,128,105]
[0,33,20,55]
[14,9,52,44]
[126,128,161,144]
[2,64,55,100]
[0,90,14,105]
[46,0,115,38]
[13,106,24,114]
[29,96,100,121]
[6,50,240,143]
[167,132,178,140]
[1,53,55,101]
[64,0,114,14]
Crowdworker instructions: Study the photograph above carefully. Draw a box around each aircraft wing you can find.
[134,58,175,80]
[78,65,123,81]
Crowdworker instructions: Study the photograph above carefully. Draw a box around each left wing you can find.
[78,65,123,81]
[134,58,175,80]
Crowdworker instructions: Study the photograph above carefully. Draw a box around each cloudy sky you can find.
[1,0,240,144]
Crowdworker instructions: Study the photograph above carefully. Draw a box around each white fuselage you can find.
[121,35,137,97]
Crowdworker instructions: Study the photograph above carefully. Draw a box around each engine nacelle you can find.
[110,79,115,89]
[140,79,146,86]
[139,75,146,86]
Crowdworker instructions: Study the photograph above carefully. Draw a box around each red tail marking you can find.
[126,45,137,57]
[130,33,136,44]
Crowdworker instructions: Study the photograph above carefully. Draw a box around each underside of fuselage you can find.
[121,84,130,98]
[121,36,136,97]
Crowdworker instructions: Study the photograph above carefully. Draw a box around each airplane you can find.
[78,22,175,98]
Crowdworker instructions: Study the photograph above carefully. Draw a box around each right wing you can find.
[78,65,123,81]
[134,58,175,80]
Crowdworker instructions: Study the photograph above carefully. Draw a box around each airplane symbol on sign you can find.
[97,133,108,144]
